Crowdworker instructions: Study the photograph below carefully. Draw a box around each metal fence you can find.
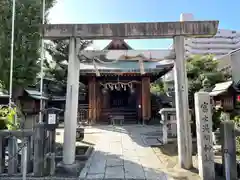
[0,123,56,178]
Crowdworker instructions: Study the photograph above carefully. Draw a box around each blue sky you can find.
[49,0,240,49]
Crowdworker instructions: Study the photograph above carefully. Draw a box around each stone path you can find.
[79,125,172,180]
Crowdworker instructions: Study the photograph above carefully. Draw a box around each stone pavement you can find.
[79,125,174,180]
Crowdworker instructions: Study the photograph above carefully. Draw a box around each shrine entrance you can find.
[42,19,219,169]
[107,85,138,124]
[110,88,131,108]
[100,74,139,110]
[99,74,142,123]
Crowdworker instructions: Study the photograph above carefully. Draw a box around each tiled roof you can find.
[25,89,49,100]
[209,81,232,96]
[79,60,174,74]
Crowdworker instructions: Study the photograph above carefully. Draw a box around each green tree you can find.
[187,55,230,133]
[187,55,229,108]
[151,78,165,94]
[0,0,55,98]
[44,39,92,95]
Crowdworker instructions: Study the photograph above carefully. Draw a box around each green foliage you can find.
[0,106,19,130]
[151,55,229,100]
[44,39,92,94]
[186,55,230,135]
[212,108,223,131]
[0,0,55,94]
[151,78,165,94]
[233,115,240,155]
[187,55,229,108]
[233,115,240,127]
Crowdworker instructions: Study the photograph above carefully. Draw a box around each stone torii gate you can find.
[41,20,219,170]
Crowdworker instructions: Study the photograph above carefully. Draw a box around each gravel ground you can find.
[152,141,225,180]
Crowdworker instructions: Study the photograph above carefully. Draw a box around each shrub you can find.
[233,115,240,155]
[212,108,223,131]
[0,106,19,130]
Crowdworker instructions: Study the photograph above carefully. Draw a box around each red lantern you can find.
[237,95,240,102]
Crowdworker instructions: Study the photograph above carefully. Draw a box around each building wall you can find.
[217,54,231,71]
[215,49,240,84]
[163,13,240,91]
[230,50,240,83]
[185,29,240,59]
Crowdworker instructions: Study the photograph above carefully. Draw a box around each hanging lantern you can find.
[237,95,240,102]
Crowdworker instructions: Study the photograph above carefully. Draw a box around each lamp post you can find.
[8,0,16,107]
[39,0,46,123]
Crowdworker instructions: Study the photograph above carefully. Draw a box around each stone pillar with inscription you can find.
[194,92,215,180]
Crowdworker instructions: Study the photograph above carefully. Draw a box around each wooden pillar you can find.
[137,83,142,121]
[102,89,110,120]
[88,78,92,121]
[102,91,107,108]
[96,82,101,121]
[88,76,97,123]
[141,76,151,121]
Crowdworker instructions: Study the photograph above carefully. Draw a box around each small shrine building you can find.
[79,39,174,124]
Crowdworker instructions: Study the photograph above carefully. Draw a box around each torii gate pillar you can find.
[63,37,80,165]
[174,36,192,169]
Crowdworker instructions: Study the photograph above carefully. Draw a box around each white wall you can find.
[230,50,240,84]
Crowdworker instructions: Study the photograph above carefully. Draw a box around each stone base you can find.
[56,160,83,177]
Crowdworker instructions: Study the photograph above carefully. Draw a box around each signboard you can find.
[48,114,56,124]
[42,21,219,39]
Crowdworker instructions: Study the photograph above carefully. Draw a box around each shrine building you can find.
[79,39,174,124]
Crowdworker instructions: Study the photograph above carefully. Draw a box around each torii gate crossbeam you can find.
[42,21,218,40]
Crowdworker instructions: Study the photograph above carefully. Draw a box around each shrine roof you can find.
[78,49,174,75]
[209,81,233,96]
[25,89,49,100]
[79,59,173,74]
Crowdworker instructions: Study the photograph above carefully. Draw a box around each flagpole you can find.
[39,0,46,123]
[9,0,16,108]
